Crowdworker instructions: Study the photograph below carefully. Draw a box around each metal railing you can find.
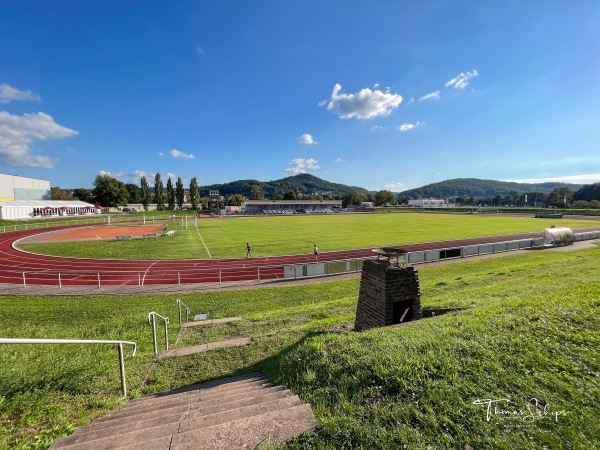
[0,214,197,234]
[1,231,599,288]
[176,299,191,328]
[148,312,169,355]
[0,338,137,396]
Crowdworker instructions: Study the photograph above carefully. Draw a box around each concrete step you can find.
[49,373,317,450]
[97,377,273,421]
[157,337,252,358]
[137,403,318,450]
[182,317,242,327]
[53,396,303,449]
[72,387,290,435]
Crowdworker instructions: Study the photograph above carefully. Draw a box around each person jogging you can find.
[246,242,253,258]
[314,243,319,260]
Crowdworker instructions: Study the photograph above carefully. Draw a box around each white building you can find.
[0,173,51,201]
[0,173,98,220]
[408,199,446,207]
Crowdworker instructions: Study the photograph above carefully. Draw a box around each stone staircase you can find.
[49,373,317,450]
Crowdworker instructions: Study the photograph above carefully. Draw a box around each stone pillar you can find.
[354,258,421,331]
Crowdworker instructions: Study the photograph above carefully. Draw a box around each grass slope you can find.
[0,244,599,448]
[18,213,600,259]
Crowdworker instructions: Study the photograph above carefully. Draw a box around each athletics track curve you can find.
[1,224,599,287]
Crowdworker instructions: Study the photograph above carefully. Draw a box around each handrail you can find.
[148,312,169,355]
[176,299,190,328]
[0,338,136,396]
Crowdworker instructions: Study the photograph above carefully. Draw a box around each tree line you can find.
[50,175,600,210]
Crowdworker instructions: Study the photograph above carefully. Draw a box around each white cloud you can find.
[98,170,153,185]
[0,111,77,168]
[335,157,345,163]
[0,83,41,104]
[196,46,206,56]
[419,91,440,101]
[512,174,600,184]
[284,158,320,174]
[158,152,164,157]
[445,70,479,89]
[324,83,403,119]
[169,149,196,160]
[383,182,404,190]
[371,125,384,131]
[398,121,423,132]
[298,133,317,145]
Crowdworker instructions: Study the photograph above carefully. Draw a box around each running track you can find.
[1,224,599,287]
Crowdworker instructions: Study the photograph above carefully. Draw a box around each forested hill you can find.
[399,178,582,198]
[199,173,370,197]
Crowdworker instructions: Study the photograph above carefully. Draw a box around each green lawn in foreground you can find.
[17,213,600,259]
[1,244,599,448]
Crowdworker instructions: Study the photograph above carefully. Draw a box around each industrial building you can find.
[0,173,96,220]
[0,173,51,201]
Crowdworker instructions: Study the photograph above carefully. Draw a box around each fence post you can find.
[219,270,222,285]
[257,267,260,282]
[22,272,26,287]
[59,273,62,289]
[97,273,101,289]
[151,314,158,355]
[164,320,169,351]
[118,343,127,397]
[178,272,181,287]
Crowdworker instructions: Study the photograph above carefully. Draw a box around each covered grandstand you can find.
[242,199,342,214]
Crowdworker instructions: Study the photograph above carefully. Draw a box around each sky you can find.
[1,1,599,192]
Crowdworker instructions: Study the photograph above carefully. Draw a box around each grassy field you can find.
[17,213,600,259]
[1,243,599,449]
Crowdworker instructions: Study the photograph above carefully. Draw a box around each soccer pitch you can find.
[18,213,600,260]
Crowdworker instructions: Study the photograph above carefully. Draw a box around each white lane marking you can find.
[142,261,160,285]
[195,224,212,258]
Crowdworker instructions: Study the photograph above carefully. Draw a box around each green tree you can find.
[545,187,574,208]
[125,183,141,204]
[342,191,366,208]
[50,187,76,200]
[396,195,410,205]
[166,177,175,210]
[140,176,150,211]
[200,196,209,210]
[154,173,164,210]
[176,177,185,209]
[228,194,244,206]
[271,188,283,200]
[374,190,396,206]
[250,185,265,200]
[92,174,129,207]
[72,188,93,203]
[189,177,199,210]
[573,182,600,202]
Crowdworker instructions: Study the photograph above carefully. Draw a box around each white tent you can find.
[0,200,97,220]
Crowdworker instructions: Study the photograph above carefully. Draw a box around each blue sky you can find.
[1,0,599,192]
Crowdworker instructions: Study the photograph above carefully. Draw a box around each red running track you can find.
[1,225,599,287]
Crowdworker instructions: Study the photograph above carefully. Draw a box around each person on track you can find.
[314,243,319,261]
[246,242,253,258]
